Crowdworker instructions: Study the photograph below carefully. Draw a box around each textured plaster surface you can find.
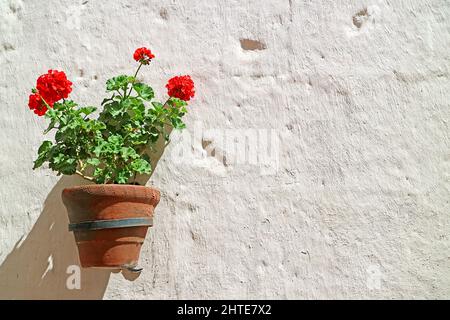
[0,0,449,299]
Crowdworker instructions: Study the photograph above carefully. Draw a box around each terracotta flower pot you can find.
[62,184,160,269]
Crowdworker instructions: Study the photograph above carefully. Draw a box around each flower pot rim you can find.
[63,184,159,192]
[62,184,161,205]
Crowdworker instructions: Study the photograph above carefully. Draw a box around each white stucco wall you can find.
[0,0,449,299]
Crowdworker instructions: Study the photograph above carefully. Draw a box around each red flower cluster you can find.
[36,70,72,103]
[166,75,195,101]
[28,70,72,116]
[28,93,48,116]
[133,47,155,64]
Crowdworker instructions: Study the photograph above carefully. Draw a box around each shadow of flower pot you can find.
[0,175,111,299]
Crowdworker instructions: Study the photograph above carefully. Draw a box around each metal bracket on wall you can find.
[121,264,144,274]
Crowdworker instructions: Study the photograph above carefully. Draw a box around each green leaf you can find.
[131,158,151,174]
[38,140,53,154]
[169,97,187,108]
[61,100,77,110]
[33,140,53,169]
[86,158,101,166]
[115,169,132,184]
[93,167,109,184]
[151,102,163,108]
[105,135,124,153]
[67,117,83,130]
[93,167,104,178]
[120,147,137,160]
[78,106,97,116]
[108,134,123,145]
[58,158,77,175]
[50,153,77,175]
[86,120,106,131]
[104,101,123,117]
[172,117,186,130]
[124,99,145,121]
[151,101,164,112]
[133,83,154,101]
[106,75,135,92]
[43,119,57,134]
[93,142,105,157]
[53,153,65,165]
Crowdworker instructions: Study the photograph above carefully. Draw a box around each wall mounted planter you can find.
[62,184,160,270]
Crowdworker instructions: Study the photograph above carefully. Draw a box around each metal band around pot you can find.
[68,217,153,232]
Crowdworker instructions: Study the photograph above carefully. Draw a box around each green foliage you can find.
[133,83,154,101]
[106,75,135,92]
[33,71,190,184]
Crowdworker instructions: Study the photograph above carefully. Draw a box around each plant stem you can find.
[134,63,143,78]
[75,160,94,181]
[75,170,94,182]
[162,97,171,108]
[127,63,143,98]
[78,160,86,171]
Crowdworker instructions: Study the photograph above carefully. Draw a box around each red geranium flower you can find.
[28,93,50,116]
[36,70,72,103]
[133,47,155,64]
[166,75,195,101]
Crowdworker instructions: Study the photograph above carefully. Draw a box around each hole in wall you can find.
[159,8,168,20]
[239,38,267,51]
[352,8,369,29]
